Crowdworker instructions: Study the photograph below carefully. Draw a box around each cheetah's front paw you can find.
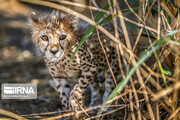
[69,91,85,120]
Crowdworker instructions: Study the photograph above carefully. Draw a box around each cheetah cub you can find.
[29,10,119,119]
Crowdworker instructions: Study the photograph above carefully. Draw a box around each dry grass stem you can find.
[130,78,142,120]
[152,81,180,101]
[159,0,176,21]
[132,0,156,51]
[129,89,136,120]
[168,107,180,120]
[145,86,172,113]
[117,4,155,120]
[0,109,28,120]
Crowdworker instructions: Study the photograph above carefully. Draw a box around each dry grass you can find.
[0,0,179,120]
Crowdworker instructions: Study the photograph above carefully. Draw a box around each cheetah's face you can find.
[29,11,79,62]
[37,28,70,62]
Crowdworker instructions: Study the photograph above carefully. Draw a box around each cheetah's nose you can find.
[50,46,59,55]
[50,49,59,55]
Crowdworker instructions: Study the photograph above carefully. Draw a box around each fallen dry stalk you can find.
[85,106,125,120]
[39,105,101,120]
[0,109,28,120]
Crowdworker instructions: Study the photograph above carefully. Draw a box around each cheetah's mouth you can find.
[45,51,64,63]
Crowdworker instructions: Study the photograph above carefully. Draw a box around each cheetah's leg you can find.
[69,69,96,119]
[103,69,116,103]
[89,75,103,107]
[103,59,119,104]
[54,78,70,110]
[103,49,119,103]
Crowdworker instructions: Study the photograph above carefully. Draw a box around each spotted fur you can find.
[29,10,120,119]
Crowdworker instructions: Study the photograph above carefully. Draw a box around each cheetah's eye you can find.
[59,35,66,40]
[41,35,48,41]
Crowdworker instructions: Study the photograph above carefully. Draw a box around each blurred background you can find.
[0,0,60,115]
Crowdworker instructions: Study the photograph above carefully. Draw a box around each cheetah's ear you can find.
[64,14,79,31]
[28,12,40,27]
